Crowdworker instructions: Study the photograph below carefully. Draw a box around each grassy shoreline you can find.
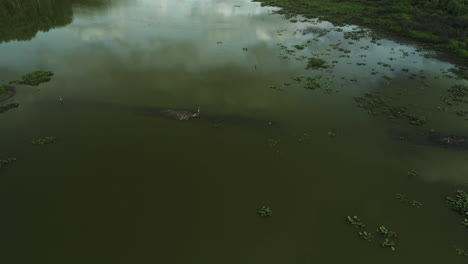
[253,0,468,66]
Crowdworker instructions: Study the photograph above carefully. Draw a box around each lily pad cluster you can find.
[354,93,426,126]
[32,136,57,145]
[447,190,468,228]
[0,102,19,113]
[0,157,16,168]
[258,206,272,217]
[12,70,54,86]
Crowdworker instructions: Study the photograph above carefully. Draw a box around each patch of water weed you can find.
[441,85,468,106]
[32,136,56,145]
[346,216,365,228]
[267,138,280,148]
[258,206,272,217]
[293,44,305,50]
[12,71,54,86]
[344,29,369,41]
[396,193,422,208]
[406,168,421,177]
[323,88,338,94]
[377,226,397,250]
[306,58,328,70]
[0,157,16,169]
[291,76,304,82]
[359,231,373,241]
[456,248,468,257]
[377,226,397,238]
[462,218,468,228]
[354,93,426,125]
[303,76,322,90]
[0,102,19,114]
[447,189,468,218]
[448,67,468,81]
[381,238,396,251]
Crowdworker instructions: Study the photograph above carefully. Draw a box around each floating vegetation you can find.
[306,58,328,70]
[395,193,422,208]
[267,138,280,148]
[441,85,468,106]
[343,29,369,41]
[456,248,468,256]
[291,76,304,83]
[356,63,366,66]
[258,206,272,217]
[346,216,365,228]
[32,136,57,145]
[0,102,19,114]
[354,93,426,126]
[358,231,373,241]
[303,76,322,90]
[377,226,397,250]
[269,85,283,91]
[377,226,397,239]
[293,44,305,50]
[216,41,222,44]
[447,190,468,218]
[448,67,468,81]
[402,68,409,72]
[0,157,16,168]
[381,238,396,251]
[407,170,418,177]
[462,218,468,228]
[12,71,54,86]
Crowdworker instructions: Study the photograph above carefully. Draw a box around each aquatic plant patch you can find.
[0,102,19,113]
[395,193,422,208]
[258,206,272,217]
[346,216,365,228]
[448,67,468,81]
[441,85,468,106]
[447,190,468,218]
[354,93,426,126]
[456,248,468,257]
[306,58,328,70]
[13,70,54,86]
[0,157,16,168]
[358,231,373,241]
[32,136,57,145]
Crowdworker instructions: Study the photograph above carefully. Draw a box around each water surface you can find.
[0,0,467,263]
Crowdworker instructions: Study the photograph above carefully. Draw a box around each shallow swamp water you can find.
[0,0,467,263]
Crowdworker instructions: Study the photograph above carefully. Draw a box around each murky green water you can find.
[1,0,467,263]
